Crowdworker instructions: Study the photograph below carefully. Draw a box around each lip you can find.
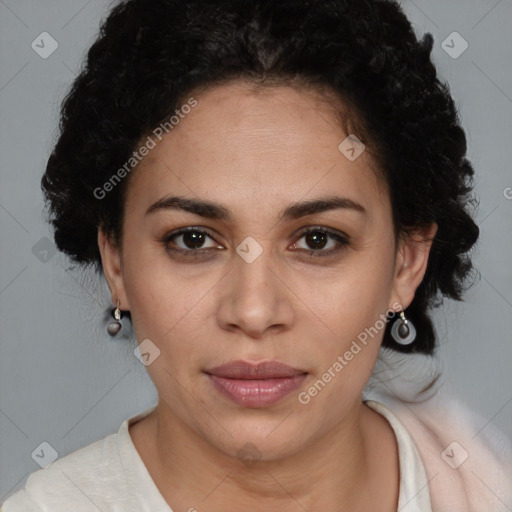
[205,360,308,408]
[206,360,307,379]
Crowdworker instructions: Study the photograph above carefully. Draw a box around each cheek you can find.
[294,283,388,415]
[293,253,394,340]
[120,236,199,336]
[122,258,217,387]
[287,254,394,397]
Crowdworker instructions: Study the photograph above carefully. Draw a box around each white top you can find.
[366,400,432,512]
[1,400,432,511]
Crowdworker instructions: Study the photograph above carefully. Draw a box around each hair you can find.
[41,0,480,355]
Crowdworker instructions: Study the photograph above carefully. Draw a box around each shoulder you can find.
[365,350,512,510]
[1,428,129,511]
[374,392,512,512]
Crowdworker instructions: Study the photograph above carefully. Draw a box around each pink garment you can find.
[375,392,512,511]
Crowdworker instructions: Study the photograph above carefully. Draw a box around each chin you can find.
[200,413,315,464]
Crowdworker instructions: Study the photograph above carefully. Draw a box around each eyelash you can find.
[160,226,350,259]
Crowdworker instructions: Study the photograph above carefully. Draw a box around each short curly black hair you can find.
[41,0,480,355]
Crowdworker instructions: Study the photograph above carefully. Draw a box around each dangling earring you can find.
[107,298,122,336]
[391,310,416,345]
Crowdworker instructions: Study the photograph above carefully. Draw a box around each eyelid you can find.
[294,225,350,241]
[162,226,222,248]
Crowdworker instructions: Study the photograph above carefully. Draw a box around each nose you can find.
[216,249,295,339]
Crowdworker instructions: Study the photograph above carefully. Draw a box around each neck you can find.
[131,399,398,512]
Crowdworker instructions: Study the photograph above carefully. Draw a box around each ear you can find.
[97,228,130,310]
[388,222,438,312]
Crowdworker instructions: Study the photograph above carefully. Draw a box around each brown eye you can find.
[176,230,208,249]
[162,227,222,257]
[292,227,349,257]
[304,231,329,250]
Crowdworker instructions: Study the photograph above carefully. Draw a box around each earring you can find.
[107,298,122,336]
[390,310,416,345]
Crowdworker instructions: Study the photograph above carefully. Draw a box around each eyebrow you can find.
[145,195,366,221]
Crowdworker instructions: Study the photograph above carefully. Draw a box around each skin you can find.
[98,81,437,512]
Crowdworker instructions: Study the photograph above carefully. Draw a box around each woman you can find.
[2,0,511,510]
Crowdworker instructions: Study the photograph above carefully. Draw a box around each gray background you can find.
[1,0,511,501]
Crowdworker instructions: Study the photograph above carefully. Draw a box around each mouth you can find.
[204,360,308,408]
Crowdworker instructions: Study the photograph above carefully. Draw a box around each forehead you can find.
[123,82,389,221]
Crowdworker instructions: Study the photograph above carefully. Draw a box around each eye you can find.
[291,227,349,257]
[162,227,222,257]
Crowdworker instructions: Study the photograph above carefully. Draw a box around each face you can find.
[98,82,436,461]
